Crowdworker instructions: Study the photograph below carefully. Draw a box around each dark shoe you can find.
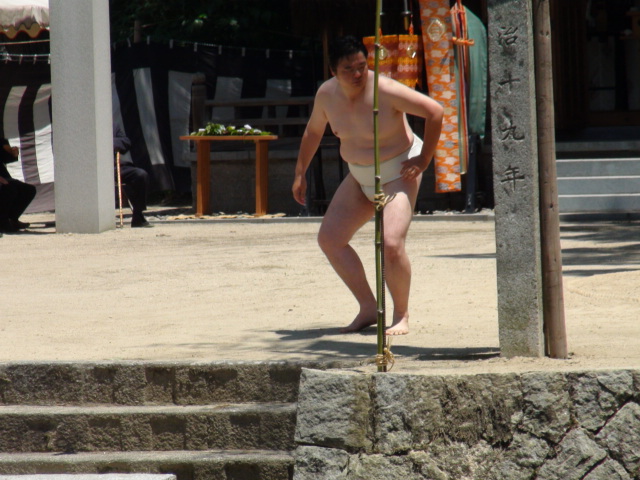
[12,219,30,230]
[0,219,18,233]
[131,213,151,228]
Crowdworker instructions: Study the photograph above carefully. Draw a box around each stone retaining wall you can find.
[293,369,640,480]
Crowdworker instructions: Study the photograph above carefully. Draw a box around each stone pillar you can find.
[50,0,115,233]
[488,0,544,357]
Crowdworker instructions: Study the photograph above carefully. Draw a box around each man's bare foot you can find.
[340,311,377,333]
[386,315,409,335]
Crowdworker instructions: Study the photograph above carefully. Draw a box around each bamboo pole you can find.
[116,152,124,228]
[532,0,568,358]
[373,0,388,373]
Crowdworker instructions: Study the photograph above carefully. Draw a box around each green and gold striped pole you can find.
[373,0,388,373]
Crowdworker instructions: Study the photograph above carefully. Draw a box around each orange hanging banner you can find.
[419,0,462,193]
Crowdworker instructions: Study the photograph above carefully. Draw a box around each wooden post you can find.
[255,139,270,216]
[116,152,124,228]
[195,139,211,217]
[533,0,568,358]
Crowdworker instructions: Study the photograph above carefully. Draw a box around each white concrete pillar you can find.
[50,0,115,233]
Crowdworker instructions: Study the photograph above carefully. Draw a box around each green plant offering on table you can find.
[191,123,272,136]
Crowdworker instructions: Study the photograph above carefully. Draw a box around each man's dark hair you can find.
[328,36,368,72]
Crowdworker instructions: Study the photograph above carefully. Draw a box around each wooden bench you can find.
[188,74,343,215]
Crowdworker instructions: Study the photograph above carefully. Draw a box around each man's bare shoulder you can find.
[377,76,439,116]
[377,75,418,95]
[315,78,338,99]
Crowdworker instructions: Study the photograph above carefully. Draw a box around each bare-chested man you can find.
[292,36,444,335]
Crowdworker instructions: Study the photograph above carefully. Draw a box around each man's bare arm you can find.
[383,79,444,178]
[292,93,330,205]
[414,95,444,176]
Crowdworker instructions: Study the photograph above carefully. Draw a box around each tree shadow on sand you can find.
[429,223,640,278]
[274,327,499,362]
[560,222,640,277]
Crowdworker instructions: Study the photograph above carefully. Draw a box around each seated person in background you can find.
[113,124,151,228]
[0,137,36,233]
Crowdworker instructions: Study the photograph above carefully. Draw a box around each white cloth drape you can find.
[0,0,49,38]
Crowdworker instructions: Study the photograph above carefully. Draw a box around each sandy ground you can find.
[2,207,639,376]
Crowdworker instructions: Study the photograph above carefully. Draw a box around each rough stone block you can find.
[293,446,349,480]
[371,374,430,453]
[408,451,448,480]
[293,369,640,480]
[536,428,607,480]
[505,431,550,469]
[492,432,550,480]
[87,364,148,405]
[173,362,302,404]
[569,370,634,432]
[372,373,521,454]
[596,402,640,475]
[121,415,153,450]
[426,441,502,480]
[0,476,175,480]
[294,369,372,451]
[141,366,177,405]
[0,364,85,405]
[584,459,632,480]
[520,372,571,443]
[348,454,415,480]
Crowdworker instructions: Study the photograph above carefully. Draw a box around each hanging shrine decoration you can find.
[419,0,474,193]
[452,0,474,177]
[363,1,474,194]
[362,9,420,89]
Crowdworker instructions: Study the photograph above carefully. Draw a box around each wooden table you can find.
[180,135,278,216]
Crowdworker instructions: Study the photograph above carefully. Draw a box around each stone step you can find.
[0,450,293,480]
[556,138,640,155]
[556,157,640,178]
[0,403,296,453]
[558,176,640,196]
[0,361,337,406]
[555,157,640,213]
[558,193,640,213]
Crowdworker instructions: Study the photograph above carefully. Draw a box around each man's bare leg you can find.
[317,175,376,332]
[380,175,421,335]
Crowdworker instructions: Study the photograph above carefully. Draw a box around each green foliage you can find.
[191,123,272,136]
[109,0,298,49]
